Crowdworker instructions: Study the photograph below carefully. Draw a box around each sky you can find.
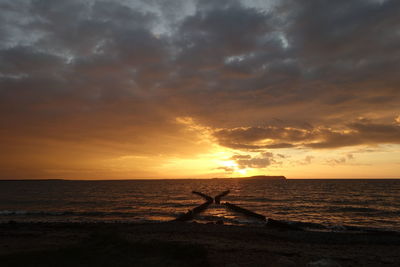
[0,0,399,179]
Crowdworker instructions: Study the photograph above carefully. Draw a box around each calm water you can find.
[1,179,399,231]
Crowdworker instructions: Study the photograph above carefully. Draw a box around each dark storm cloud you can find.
[0,0,400,176]
[158,0,400,133]
[279,0,400,108]
[0,1,169,136]
[178,3,273,59]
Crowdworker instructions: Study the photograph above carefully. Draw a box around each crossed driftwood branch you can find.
[174,190,266,222]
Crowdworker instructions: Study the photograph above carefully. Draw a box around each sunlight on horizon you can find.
[1,0,399,180]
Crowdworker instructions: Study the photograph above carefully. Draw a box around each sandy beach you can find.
[1,221,399,266]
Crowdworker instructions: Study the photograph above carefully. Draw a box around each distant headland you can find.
[243,175,286,180]
[211,175,286,180]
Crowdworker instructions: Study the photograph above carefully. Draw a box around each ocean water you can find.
[1,179,399,232]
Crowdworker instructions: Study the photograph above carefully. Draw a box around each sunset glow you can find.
[1,0,400,179]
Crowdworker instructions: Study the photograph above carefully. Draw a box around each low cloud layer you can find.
[1,0,399,178]
[231,152,275,169]
[214,120,400,150]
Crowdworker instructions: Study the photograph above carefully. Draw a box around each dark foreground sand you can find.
[0,222,399,266]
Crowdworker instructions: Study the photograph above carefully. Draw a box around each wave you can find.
[195,214,265,226]
[267,218,400,234]
[2,209,399,234]
[326,206,383,213]
[0,210,138,217]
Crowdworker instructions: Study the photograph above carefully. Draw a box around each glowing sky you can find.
[1,0,400,179]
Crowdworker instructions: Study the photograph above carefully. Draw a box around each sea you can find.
[1,179,399,232]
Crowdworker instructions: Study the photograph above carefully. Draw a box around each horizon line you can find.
[1,177,400,181]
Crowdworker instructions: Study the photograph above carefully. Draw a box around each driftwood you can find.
[214,190,230,204]
[175,190,271,223]
[192,191,214,203]
[174,192,213,222]
[174,210,194,222]
[224,202,266,221]
[193,201,212,214]
[174,201,213,222]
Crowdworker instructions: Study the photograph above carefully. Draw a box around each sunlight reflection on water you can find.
[0,179,399,230]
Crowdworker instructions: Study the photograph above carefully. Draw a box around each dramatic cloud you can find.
[213,120,400,150]
[0,0,399,178]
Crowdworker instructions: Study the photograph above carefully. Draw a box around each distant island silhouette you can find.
[211,175,286,180]
[244,175,286,180]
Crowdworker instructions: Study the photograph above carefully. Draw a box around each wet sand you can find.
[0,221,399,266]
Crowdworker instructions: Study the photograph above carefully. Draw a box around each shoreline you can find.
[2,216,399,234]
[1,221,399,266]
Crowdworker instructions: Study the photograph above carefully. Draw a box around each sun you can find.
[237,168,247,175]
[219,160,247,176]
[220,160,236,168]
